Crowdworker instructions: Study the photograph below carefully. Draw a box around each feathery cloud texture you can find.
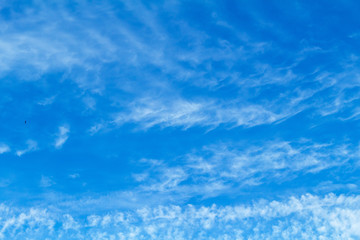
[0,0,359,239]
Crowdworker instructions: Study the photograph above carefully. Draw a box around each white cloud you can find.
[62,214,80,230]
[0,144,10,154]
[114,97,287,130]
[146,167,188,192]
[16,140,37,157]
[54,126,70,149]
[0,0,358,137]
[88,123,105,135]
[114,97,206,129]
[69,173,80,179]
[40,176,55,188]
[37,95,56,106]
[0,2,118,92]
[82,96,96,110]
[0,193,360,239]
[132,140,356,199]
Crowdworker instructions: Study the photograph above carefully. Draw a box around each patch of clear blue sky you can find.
[0,0,360,215]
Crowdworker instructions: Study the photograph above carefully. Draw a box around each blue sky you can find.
[1,0,360,239]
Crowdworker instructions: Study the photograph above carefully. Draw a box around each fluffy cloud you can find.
[0,193,360,239]
[0,144,10,154]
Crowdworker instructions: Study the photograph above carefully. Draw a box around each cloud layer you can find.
[1,193,360,239]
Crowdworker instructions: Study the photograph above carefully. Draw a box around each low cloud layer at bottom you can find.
[1,193,359,240]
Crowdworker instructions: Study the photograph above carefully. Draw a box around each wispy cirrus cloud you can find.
[1,0,359,138]
[0,1,360,239]
[132,140,358,199]
[37,95,56,106]
[54,126,70,149]
[16,140,37,157]
[112,97,288,130]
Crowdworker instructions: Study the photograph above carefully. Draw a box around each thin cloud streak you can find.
[132,140,357,199]
[113,97,287,130]
[54,126,70,149]
[16,140,37,157]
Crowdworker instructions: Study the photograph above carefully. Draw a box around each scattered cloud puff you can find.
[0,144,10,154]
[0,193,359,239]
[16,140,37,157]
[54,126,70,149]
[40,175,55,188]
[69,173,80,179]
